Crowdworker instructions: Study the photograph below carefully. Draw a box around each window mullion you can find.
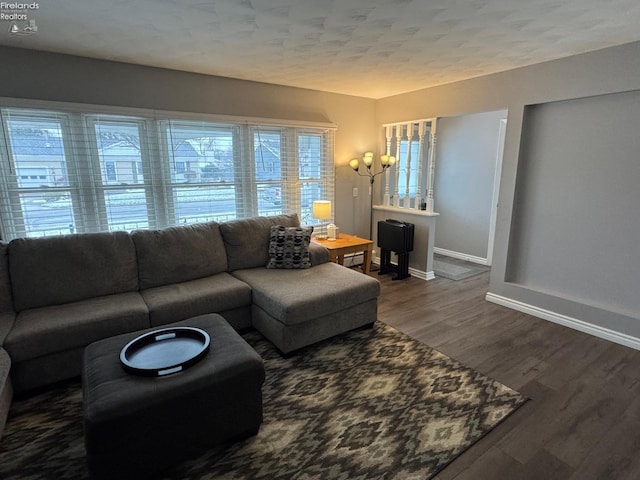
[236,125,254,217]
[142,119,166,229]
[283,128,300,213]
[68,114,102,233]
[323,129,335,206]
[0,111,24,239]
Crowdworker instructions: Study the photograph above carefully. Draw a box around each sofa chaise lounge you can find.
[0,213,380,438]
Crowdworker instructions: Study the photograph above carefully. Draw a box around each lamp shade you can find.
[363,152,374,167]
[349,158,360,171]
[312,200,332,220]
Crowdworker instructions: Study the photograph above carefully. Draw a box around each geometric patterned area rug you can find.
[433,253,491,281]
[0,323,526,480]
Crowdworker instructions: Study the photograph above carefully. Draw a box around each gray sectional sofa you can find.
[0,213,380,438]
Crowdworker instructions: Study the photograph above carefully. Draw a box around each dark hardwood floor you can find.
[375,270,640,480]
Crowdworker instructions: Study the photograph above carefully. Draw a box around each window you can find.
[396,128,421,199]
[253,128,283,218]
[299,133,328,227]
[0,113,77,236]
[163,121,239,225]
[0,102,335,240]
[90,118,150,232]
[384,119,435,210]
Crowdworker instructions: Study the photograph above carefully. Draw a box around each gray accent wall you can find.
[434,110,506,260]
[507,92,640,321]
[376,40,640,344]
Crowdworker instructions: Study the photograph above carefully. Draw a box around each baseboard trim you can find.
[372,256,434,281]
[408,267,432,281]
[434,247,488,266]
[485,292,640,351]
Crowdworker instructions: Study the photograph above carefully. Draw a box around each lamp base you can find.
[315,234,328,240]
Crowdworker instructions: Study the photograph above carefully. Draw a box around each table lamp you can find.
[312,200,332,239]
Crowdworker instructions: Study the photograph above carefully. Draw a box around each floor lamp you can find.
[349,153,396,240]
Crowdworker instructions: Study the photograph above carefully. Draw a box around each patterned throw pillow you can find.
[267,225,313,269]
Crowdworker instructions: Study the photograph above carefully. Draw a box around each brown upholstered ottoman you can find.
[82,314,264,480]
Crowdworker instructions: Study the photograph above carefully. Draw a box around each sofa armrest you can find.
[309,242,329,266]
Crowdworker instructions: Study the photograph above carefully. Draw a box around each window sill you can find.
[373,205,440,217]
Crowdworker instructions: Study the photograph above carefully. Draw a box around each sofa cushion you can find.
[232,262,380,326]
[8,232,139,312]
[267,225,313,269]
[220,214,300,271]
[0,243,12,313]
[132,222,228,290]
[140,273,252,327]
[4,292,149,362]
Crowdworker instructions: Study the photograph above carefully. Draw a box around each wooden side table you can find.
[312,233,373,274]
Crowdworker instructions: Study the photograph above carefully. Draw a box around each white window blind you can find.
[0,102,335,240]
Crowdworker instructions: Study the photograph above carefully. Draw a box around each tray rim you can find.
[120,326,210,377]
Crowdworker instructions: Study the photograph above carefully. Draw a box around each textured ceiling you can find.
[2,0,640,98]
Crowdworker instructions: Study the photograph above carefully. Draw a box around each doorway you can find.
[433,110,507,266]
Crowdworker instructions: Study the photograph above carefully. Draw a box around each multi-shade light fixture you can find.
[348,152,396,240]
[348,152,396,184]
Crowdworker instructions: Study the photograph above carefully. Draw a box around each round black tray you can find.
[120,327,210,377]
